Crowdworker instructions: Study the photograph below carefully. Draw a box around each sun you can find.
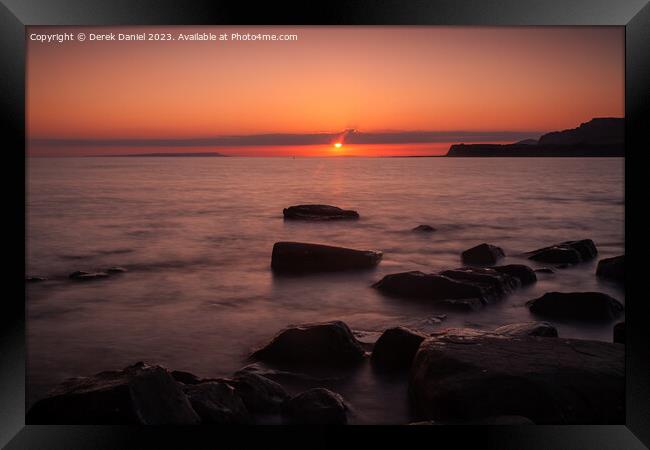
[334,142,342,149]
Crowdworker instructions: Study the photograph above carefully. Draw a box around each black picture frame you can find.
[1,1,648,448]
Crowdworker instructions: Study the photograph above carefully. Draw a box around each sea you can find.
[26,156,625,424]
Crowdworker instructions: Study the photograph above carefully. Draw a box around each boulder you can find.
[492,264,537,285]
[494,321,558,337]
[282,388,348,424]
[596,255,624,282]
[283,204,359,221]
[409,330,624,424]
[461,243,505,265]
[527,239,597,265]
[527,292,623,321]
[613,322,625,344]
[183,381,250,424]
[171,370,202,385]
[26,362,200,424]
[251,321,366,366]
[371,327,426,371]
[412,224,436,232]
[229,371,289,414]
[271,242,382,274]
[68,270,109,281]
[373,267,519,310]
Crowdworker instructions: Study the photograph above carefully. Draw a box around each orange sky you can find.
[27,26,624,156]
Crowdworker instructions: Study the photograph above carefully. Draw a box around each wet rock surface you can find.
[409,329,624,424]
[371,327,426,371]
[282,388,348,424]
[494,321,558,337]
[461,243,505,265]
[596,255,624,282]
[183,381,250,424]
[68,270,110,281]
[527,292,623,321]
[283,204,359,221]
[492,264,537,285]
[613,322,625,344]
[26,362,201,424]
[251,320,366,367]
[271,241,382,274]
[527,239,597,265]
[230,370,290,414]
[412,224,436,232]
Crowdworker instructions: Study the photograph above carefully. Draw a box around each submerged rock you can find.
[106,266,128,274]
[613,322,625,344]
[461,243,505,265]
[527,239,597,265]
[26,362,200,424]
[596,255,624,282]
[282,388,348,424]
[26,276,47,283]
[534,267,555,274]
[527,292,623,321]
[494,321,558,337]
[183,381,250,424]
[412,224,436,232]
[409,329,624,424]
[271,241,382,273]
[283,204,359,221]
[230,370,289,414]
[373,267,519,310]
[251,321,366,367]
[371,327,426,371]
[68,270,110,281]
[492,264,537,285]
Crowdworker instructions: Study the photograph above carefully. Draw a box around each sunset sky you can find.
[27,26,624,157]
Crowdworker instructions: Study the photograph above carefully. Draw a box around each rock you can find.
[68,270,109,281]
[613,322,625,344]
[106,266,128,273]
[534,267,555,274]
[230,371,289,414]
[251,321,366,366]
[412,224,436,232]
[271,242,382,274]
[527,239,598,265]
[26,276,47,282]
[183,381,250,424]
[492,264,537,285]
[494,321,558,337]
[371,327,426,370]
[171,370,202,385]
[26,362,200,424]
[282,388,348,424]
[461,243,505,265]
[412,416,535,425]
[373,267,520,310]
[596,255,624,282]
[283,204,359,221]
[527,292,624,321]
[410,330,624,424]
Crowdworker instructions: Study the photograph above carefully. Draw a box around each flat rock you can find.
[494,321,558,337]
[229,371,289,414]
[251,320,366,367]
[271,241,382,274]
[527,239,597,265]
[283,204,359,221]
[596,255,624,282]
[461,243,505,265]
[183,381,250,424]
[373,267,519,310]
[410,329,624,424]
[26,362,200,424]
[69,270,110,281]
[613,322,625,344]
[412,224,436,232]
[492,264,537,285]
[371,327,426,371]
[527,292,624,321]
[282,388,348,424]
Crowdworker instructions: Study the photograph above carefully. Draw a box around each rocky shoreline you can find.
[27,204,625,425]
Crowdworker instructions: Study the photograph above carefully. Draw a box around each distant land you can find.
[446,118,623,157]
[100,152,227,157]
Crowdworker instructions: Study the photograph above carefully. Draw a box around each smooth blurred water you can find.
[26,156,625,423]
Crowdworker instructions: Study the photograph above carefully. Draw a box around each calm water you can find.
[26,156,625,424]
